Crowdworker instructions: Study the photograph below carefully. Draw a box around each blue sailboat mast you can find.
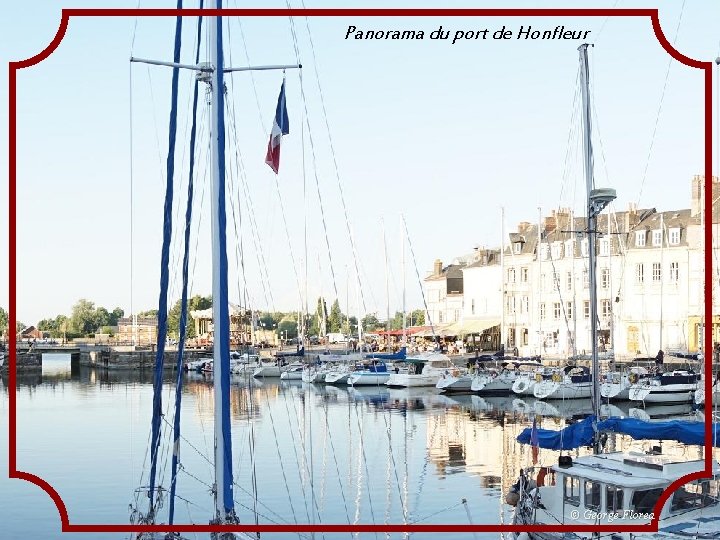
[209,0,236,521]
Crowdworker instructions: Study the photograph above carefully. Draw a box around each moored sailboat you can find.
[510,43,720,539]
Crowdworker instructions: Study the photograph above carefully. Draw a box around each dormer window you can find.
[652,229,663,247]
[514,242,522,254]
[669,228,680,245]
[635,231,646,247]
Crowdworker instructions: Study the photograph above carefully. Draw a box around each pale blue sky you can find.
[3,0,720,326]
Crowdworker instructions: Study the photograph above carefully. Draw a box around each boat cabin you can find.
[548,452,718,521]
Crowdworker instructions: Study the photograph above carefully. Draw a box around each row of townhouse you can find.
[424,175,719,359]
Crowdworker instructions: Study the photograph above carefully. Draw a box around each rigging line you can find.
[224,89,275,312]
[281,383,315,526]
[273,172,306,307]
[636,0,687,207]
[321,398,353,529]
[294,2,369,316]
[128,0,142,53]
[129,44,136,488]
[403,215,435,333]
[146,65,169,187]
[351,400,379,536]
[592,0,621,42]
[257,386,303,534]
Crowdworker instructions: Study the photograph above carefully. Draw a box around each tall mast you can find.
[500,207,505,352]
[579,43,615,453]
[537,206,542,355]
[401,217,407,346]
[209,3,235,522]
[382,219,391,345]
[659,212,665,352]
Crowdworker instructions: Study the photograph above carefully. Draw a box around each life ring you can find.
[535,373,543,383]
[629,373,638,384]
[552,373,563,383]
[452,369,459,377]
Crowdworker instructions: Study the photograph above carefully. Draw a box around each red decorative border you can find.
[7,6,713,535]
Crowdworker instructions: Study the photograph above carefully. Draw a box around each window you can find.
[583,301,590,319]
[652,229,663,247]
[566,272,573,291]
[566,301,573,319]
[670,480,720,513]
[522,328,529,346]
[508,267,516,283]
[553,272,560,290]
[636,231,646,247]
[601,300,612,318]
[670,261,679,282]
[540,243,549,261]
[583,269,589,289]
[632,488,663,514]
[652,262,662,282]
[521,267,528,282]
[563,476,581,506]
[514,242,522,254]
[551,242,562,260]
[522,296,529,314]
[585,481,601,511]
[540,303,546,320]
[438,312,444,323]
[606,485,624,512]
[599,238,610,256]
[565,239,574,258]
[471,299,475,315]
[669,228,680,245]
[581,238,589,257]
[636,263,644,284]
[601,268,610,289]
[453,309,460,322]
[553,302,561,319]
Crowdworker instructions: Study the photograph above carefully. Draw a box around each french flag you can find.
[265,80,289,174]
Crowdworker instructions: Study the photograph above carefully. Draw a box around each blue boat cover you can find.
[365,346,407,360]
[517,415,720,450]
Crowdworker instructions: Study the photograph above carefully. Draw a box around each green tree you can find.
[95,307,111,329]
[327,299,343,333]
[70,299,97,335]
[362,313,380,332]
[109,307,124,326]
[409,309,425,327]
[315,297,328,335]
[0,307,8,337]
[16,320,26,334]
[167,295,212,339]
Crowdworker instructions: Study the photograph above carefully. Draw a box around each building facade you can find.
[424,175,717,359]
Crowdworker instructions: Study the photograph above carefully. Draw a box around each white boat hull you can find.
[533,380,591,400]
[347,372,390,386]
[470,374,514,394]
[436,374,473,392]
[386,373,442,388]
[628,384,696,404]
[511,377,536,396]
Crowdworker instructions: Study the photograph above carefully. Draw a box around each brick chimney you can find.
[625,202,639,231]
[543,214,557,234]
[434,259,443,276]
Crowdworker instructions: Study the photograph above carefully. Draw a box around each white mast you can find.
[500,207,505,352]
[578,43,616,450]
[537,206,542,355]
[401,217,407,346]
[208,4,230,521]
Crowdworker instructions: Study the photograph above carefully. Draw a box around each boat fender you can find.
[629,372,638,383]
[535,373,543,382]
[552,373,562,383]
[505,489,520,506]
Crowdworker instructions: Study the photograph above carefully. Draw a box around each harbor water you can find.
[0,353,711,539]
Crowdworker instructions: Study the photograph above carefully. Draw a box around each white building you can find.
[423,175,716,359]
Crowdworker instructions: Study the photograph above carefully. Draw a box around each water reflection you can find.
[4,368,718,537]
